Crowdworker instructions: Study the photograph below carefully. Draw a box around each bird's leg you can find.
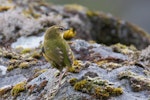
[58,68,68,87]
[49,69,68,98]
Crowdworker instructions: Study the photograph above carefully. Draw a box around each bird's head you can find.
[45,25,68,39]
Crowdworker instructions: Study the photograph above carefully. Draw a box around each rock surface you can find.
[0,0,150,49]
[0,0,150,100]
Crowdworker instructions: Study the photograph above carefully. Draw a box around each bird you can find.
[42,25,74,86]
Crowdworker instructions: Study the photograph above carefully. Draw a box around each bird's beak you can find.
[64,28,69,31]
[60,28,69,38]
[62,28,69,34]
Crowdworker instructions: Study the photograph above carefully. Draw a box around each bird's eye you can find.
[59,27,64,31]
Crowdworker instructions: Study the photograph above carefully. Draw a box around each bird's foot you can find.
[54,71,60,77]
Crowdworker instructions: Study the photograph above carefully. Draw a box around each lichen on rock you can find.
[69,75,123,99]
[118,70,150,92]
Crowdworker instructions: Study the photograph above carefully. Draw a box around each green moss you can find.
[34,69,48,78]
[115,43,127,49]
[68,60,83,73]
[74,79,87,91]
[88,40,96,44]
[22,8,41,18]
[7,59,20,71]
[112,88,123,95]
[94,85,123,99]
[86,10,99,17]
[105,86,114,92]
[97,60,122,70]
[11,55,20,59]
[96,60,108,68]
[69,78,78,86]
[111,43,137,55]
[2,49,20,59]
[87,76,109,86]
[68,67,76,73]
[93,80,107,86]
[25,57,34,61]
[3,52,13,59]
[64,4,86,12]
[31,51,41,59]
[30,60,38,65]
[0,50,2,56]
[21,48,31,54]
[11,81,26,96]
[74,79,91,93]
[118,71,135,79]
[7,65,14,71]
[106,86,123,96]
[94,87,109,99]
[71,76,123,99]
[19,62,29,69]
[118,71,150,91]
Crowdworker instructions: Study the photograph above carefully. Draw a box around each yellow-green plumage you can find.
[42,25,74,71]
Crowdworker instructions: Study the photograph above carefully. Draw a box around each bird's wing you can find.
[62,41,74,67]
[44,41,65,66]
[43,39,73,68]
[43,45,65,71]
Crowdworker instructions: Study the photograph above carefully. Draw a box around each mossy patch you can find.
[86,10,99,17]
[74,79,87,90]
[70,76,123,99]
[118,71,150,91]
[68,67,76,73]
[94,87,109,99]
[0,49,2,56]
[3,51,15,59]
[31,51,41,59]
[21,48,31,54]
[111,43,137,55]
[0,47,40,71]
[68,60,84,73]
[64,4,87,12]
[33,69,48,78]
[69,78,78,86]
[22,8,41,18]
[6,57,38,71]
[106,86,123,96]
[19,62,29,69]
[7,65,14,71]
[74,79,92,93]
[11,81,26,96]
[5,52,19,59]
[94,86,123,99]
[97,60,122,71]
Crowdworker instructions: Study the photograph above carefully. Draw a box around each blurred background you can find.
[47,0,150,33]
